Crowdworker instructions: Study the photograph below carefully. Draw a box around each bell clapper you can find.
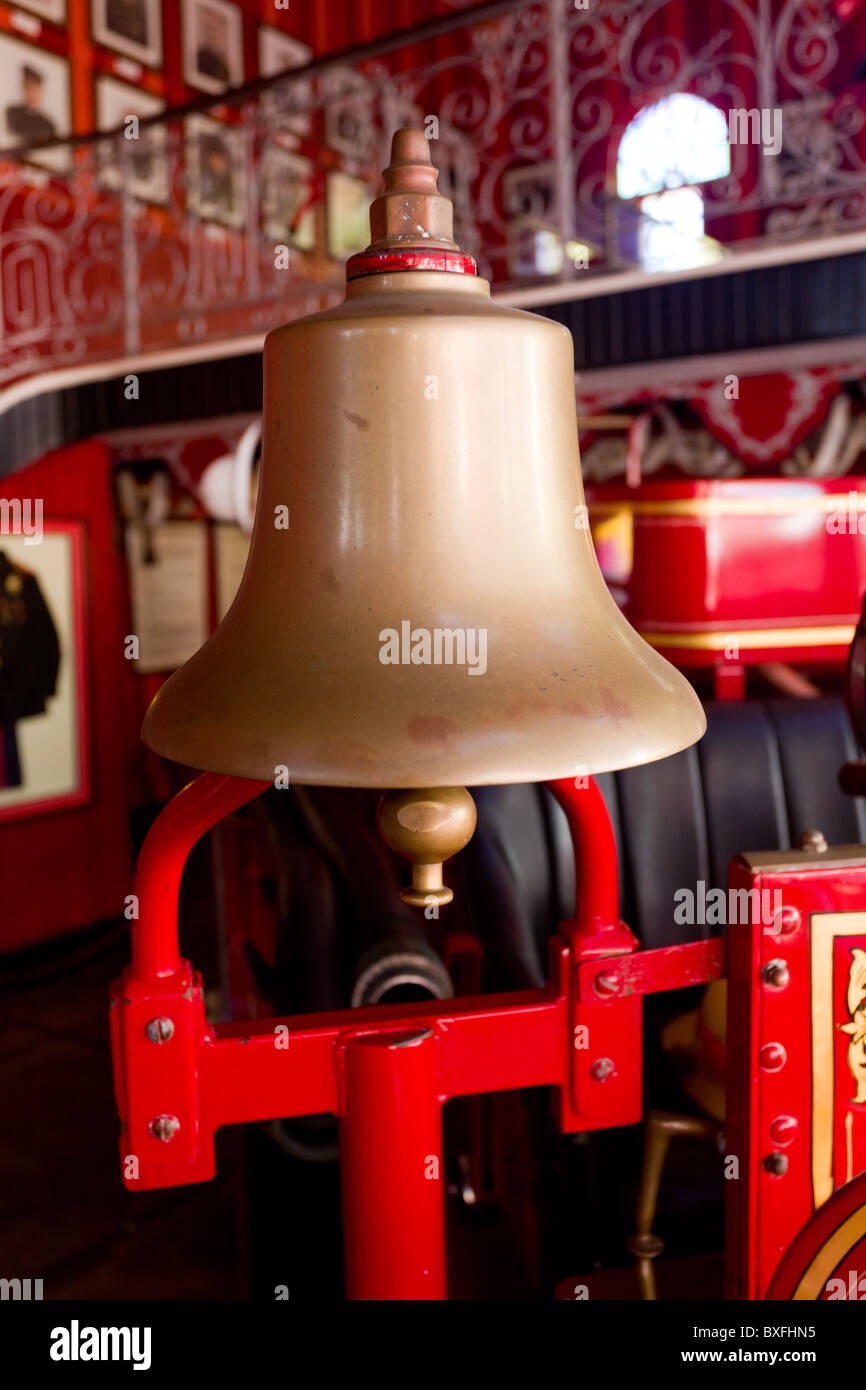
[377,787,477,908]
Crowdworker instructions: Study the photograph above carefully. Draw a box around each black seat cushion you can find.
[456,697,865,985]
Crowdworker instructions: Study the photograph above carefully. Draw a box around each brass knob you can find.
[377,787,476,907]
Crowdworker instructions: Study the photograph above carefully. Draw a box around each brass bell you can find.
[143,130,705,902]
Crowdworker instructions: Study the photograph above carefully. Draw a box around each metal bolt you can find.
[593,971,621,997]
[800,828,828,853]
[770,1115,798,1146]
[590,1057,615,1082]
[763,1151,788,1176]
[773,905,801,936]
[759,1042,787,1072]
[150,1115,180,1142]
[762,959,790,989]
[146,1017,174,1044]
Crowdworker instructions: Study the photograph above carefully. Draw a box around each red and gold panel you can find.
[586,478,866,673]
[767,1166,866,1300]
[726,850,866,1299]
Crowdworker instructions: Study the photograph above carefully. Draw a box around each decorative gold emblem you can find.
[839,948,866,1103]
[4,572,22,595]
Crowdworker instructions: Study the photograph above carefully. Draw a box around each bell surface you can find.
[143,133,705,787]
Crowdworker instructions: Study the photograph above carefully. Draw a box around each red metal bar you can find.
[577,936,726,1000]
[547,777,634,957]
[132,772,268,983]
[111,770,725,1297]
[340,1028,447,1300]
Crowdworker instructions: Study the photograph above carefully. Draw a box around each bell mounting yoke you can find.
[109,772,723,1300]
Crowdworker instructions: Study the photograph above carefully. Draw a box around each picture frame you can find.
[0,33,70,172]
[0,521,90,823]
[95,76,168,204]
[91,0,163,70]
[185,113,247,230]
[17,0,67,22]
[258,26,312,139]
[323,65,373,161]
[503,162,563,278]
[261,145,314,249]
[326,170,373,263]
[182,0,243,96]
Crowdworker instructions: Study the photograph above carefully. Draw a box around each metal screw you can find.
[762,959,790,989]
[759,1042,787,1072]
[150,1115,180,1142]
[763,1151,788,1176]
[800,828,828,853]
[590,1057,615,1082]
[773,905,801,935]
[770,1115,798,1146]
[594,971,621,997]
[146,1017,174,1044]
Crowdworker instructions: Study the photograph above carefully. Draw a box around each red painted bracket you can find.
[110,774,722,1193]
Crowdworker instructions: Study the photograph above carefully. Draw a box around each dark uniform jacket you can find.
[6,106,57,144]
[0,550,61,723]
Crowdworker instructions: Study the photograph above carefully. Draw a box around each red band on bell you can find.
[346,248,477,280]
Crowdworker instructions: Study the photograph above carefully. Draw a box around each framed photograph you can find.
[96,76,167,203]
[326,170,372,262]
[323,66,372,160]
[91,0,162,69]
[0,522,90,823]
[503,162,563,278]
[503,160,557,225]
[258,26,312,138]
[183,0,243,96]
[17,1,67,21]
[185,113,246,229]
[0,34,70,171]
[261,146,314,249]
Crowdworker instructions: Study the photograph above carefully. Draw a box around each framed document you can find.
[0,522,90,822]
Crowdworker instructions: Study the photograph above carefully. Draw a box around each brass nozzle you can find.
[368,128,457,252]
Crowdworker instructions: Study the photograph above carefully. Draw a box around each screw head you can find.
[146,1017,174,1044]
[760,1042,787,1072]
[150,1115,180,1142]
[593,971,621,997]
[762,959,790,989]
[773,905,801,936]
[800,828,828,853]
[770,1115,798,1146]
[763,1151,788,1176]
[590,1057,615,1082]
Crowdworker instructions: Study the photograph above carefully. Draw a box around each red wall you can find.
[0,440,134,951]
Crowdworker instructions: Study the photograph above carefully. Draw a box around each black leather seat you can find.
[455,697,865,989]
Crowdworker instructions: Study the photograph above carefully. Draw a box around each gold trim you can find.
[847,1111,854,1186]
[811,914,866,1210]
[587,495,866,518]
[793,1206,866,1300]
[641,625,855,651]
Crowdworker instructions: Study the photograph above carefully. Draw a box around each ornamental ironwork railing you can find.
[2,0,866,394]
